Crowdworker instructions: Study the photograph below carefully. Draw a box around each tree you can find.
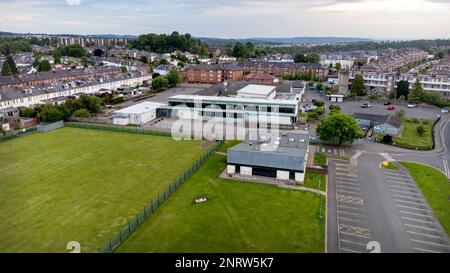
[93,48,104,57]
[165,69,181,87]
[335,62,342,70]
[417,125,426,136]
[396,80,409,99]
[79,94,101,113]
[4,55,18,75]
[159,59,169,65]
[38,60,52,72]
[152,76,169,91]
[1,61,12,76]
[39,106,64,122]
[316,114,363,144]
[436,51,444,59]
[294,53,306,63]
[396,108,405,118]
[351,74,366,96]
[73,108,91,118]
[120,66,128,73]
[408,78,423,104]
[305,54,320,63]
[139,55,148,64]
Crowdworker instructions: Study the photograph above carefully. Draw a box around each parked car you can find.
[361,102,371,108]
[383,101,391,105]
[387,105,396,110]
[407,104,416,108]
[442,108,449,113]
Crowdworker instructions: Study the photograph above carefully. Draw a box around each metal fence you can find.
[36,120,64,133]
[98,139,224,253]
[0,126,37,143]
[65,122,172,137]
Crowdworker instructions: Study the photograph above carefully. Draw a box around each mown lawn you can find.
[0,128,207,252]
[117,154,325,253]
[314,152,327,166]
[393,119,434,150]
[303,172,327,192]
[400,162,450,236]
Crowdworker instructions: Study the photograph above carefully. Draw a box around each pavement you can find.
[326,149,450,253]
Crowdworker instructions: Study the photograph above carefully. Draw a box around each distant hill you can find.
[200,36,375,46]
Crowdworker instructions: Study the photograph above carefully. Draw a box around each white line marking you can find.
[337,181,360,187]
[396,204,429,211]
[402,217,434,224]
[340,247,361,253]
[337,189,361,195]
[394,199,425,206]
[399,211,433,218]
[389,184,417,190]
[387,180,413,186]
[340,239,367,246]
[407,230,441,239]
[413,247,441,253]
[390,189,420,194]
[410,239,450,248]
[404,223,442,232]
[393,194,424,201]
[339,217,368,224]
[338,210,367,217]
[337,185,361,191]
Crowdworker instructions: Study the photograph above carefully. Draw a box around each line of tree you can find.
[294,53,320,63]
[265,39,450,55]
[0,37,32,55]
[151,69,181,91]
[53,44,87,58]
[225,42,267,59]
[131,32,208,55]
[20,94,102,123]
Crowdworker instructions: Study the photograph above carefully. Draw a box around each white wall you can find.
[276,170,290,181]
[241,166,252,176]
[295,172,305,183]
[227,165,235,174]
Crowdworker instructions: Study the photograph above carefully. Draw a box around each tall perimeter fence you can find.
[64,121,224,253]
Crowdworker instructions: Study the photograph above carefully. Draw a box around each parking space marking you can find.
[338,210,367,218]
[387,180,414,186]
[337,185,361,191]
[340,248,361,253]
[394,199,426,206]
[396,204,430,212]
[398,211,434,219]
[388,184,417,190]
[336,172,358,177]
[337,181,360,187]
[336,177,358,183]
[339,224,370,239]
[413,247,441,253]
[401,217,435,224]
[410,239,450,248]
[339,217,368,225]
[393,194,426,202]
[338,204,365,211]
[404,223,442,232]
[407,230,441,239]
[337,189,362,195]
[390,188,420,195]
[340,239,367,247]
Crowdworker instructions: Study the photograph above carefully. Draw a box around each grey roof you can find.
[354,113,401,128]
[196,80,292,96]
[240,61,324,70]
[227,132,309,171]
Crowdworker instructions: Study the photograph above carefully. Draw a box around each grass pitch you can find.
[0,128,206,252]
[117,154,325,253]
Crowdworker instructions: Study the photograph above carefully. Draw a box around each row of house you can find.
[180,61,329,84]
[338,70,450,98]
[0,72,151,109]
[362,48,429,72]
[0,67,122,89]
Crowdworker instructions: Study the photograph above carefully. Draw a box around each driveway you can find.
[326,150,450,253]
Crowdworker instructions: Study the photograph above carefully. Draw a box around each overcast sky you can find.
[1,0,450,39]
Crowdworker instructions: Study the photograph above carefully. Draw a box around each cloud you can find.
[66,0,81,6]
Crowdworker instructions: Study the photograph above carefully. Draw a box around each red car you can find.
[387,105,396,110]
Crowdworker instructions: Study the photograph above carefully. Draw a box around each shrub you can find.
[417,125,426,136]
[329,105,341,111]
[312,99,325,107]
[307,111,319,120]
[315,107,325,115]
[111,96,125,104]
[73,108,90,118]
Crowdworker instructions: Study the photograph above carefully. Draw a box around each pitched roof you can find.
[353,113,401,128]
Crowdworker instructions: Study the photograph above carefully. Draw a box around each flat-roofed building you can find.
[227,132,310,183]
[112,101,165,126]
[236,84,277,99]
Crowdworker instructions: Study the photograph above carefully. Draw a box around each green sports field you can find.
[0,127,207,252]
[117,154,325,253]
